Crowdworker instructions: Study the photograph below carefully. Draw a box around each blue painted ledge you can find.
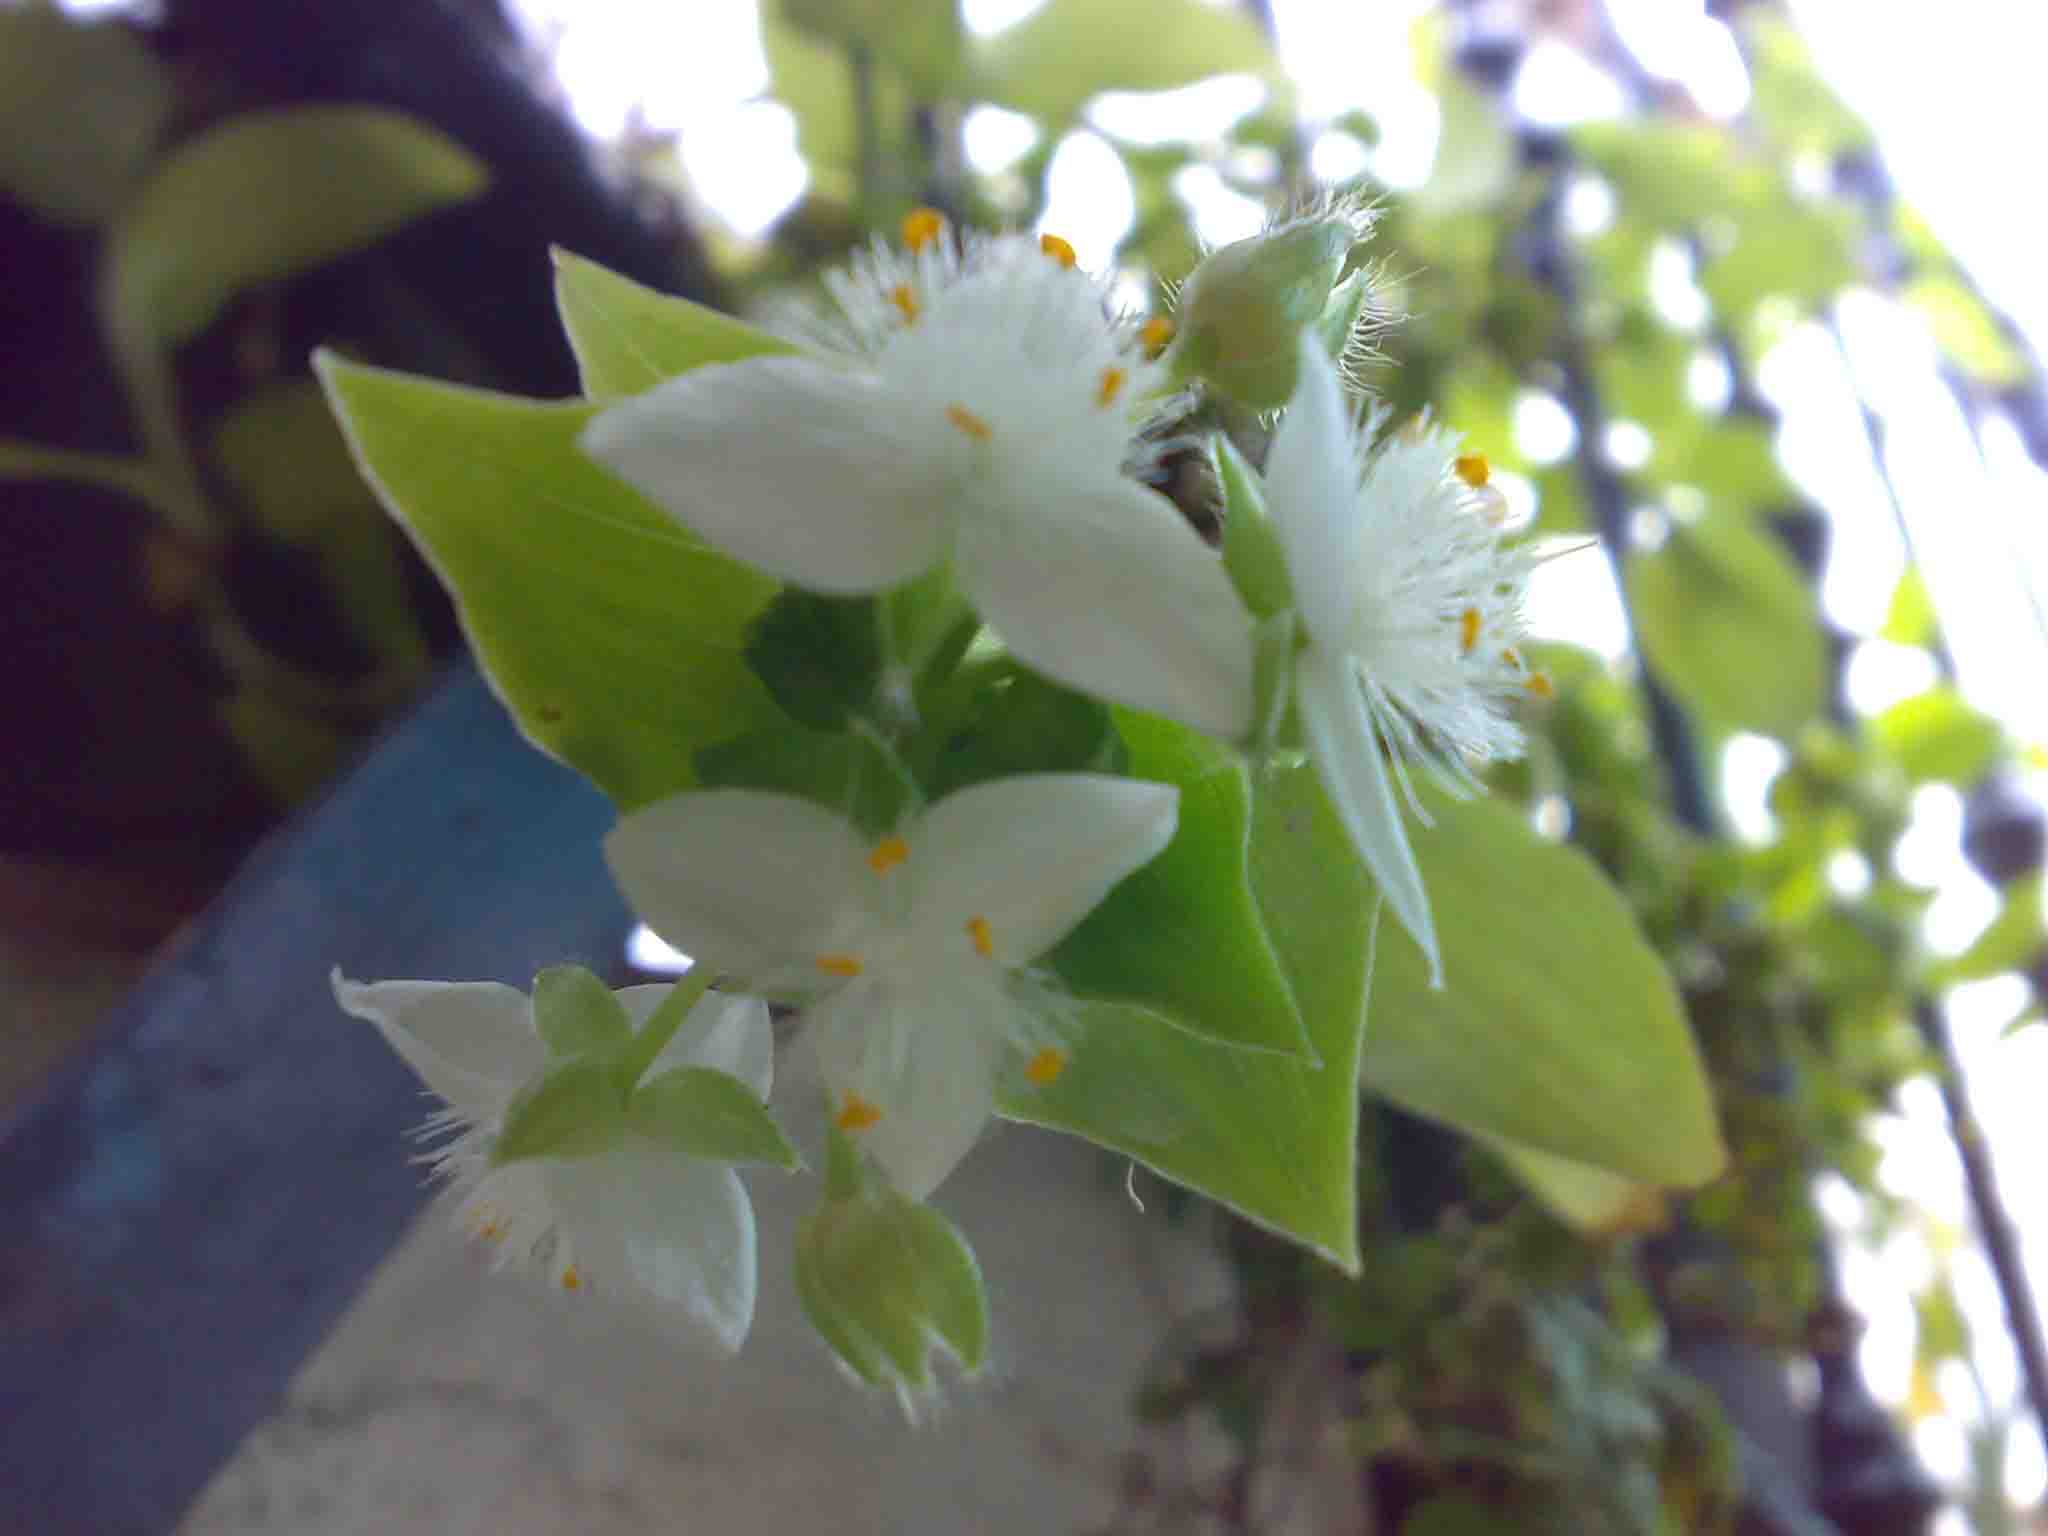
[0,663,630,1534]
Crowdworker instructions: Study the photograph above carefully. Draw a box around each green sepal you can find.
[795,1137,989,1388]
[1360,789,1726,1189]
[1005,754,1368,1272]
[695,724,917,838]
[550,248,798,401]
[628,1067,800,1170]
[1049,709,1311,1058]
[531,964,633,1059]
[1214,434,1294,622]
[743,590,884,732]
[1172,219,1349,410]
[493,1058,628,1164]
[315,354,781,810]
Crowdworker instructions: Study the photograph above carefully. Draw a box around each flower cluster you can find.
[338,207,1542,1367]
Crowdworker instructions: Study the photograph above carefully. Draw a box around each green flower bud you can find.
[1172,217,1352,410]
[794,1132,989,1392]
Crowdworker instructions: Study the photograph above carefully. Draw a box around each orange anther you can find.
[836,1093,883,1133]
[1460,607,1481,654]
[868,835,909,874]
[1140,315,1174,356]
[1025,1048,1067,1086]
[1525,672,1556,699]
[816,953,864,978]
[891,282,919,323]
[902,207,946,252]
[560,1266,581,1292]
[1039,232,1078,268]
[1097,366,1127,407]
[945,403,993,442]
[966,915,994,959]
[1455,454,1490,488]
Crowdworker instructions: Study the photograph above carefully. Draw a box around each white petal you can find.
[1264,339,1365,648]
[811,977,1004,1201]
[955,472,1255,737]
[606,791,876,993]
[618,986,774,1100]
[580,357,948,594]
[906,773,1179,963]
[332,972,540,1118]
[1295,648,1441,984]
[544,1146,758,1352]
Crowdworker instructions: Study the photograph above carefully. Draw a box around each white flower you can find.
[604,773,1179,1200]
[332,971,770,1351]
[580,214,1253,738]
[1263,339,1542,983]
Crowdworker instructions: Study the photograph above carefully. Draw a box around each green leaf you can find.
[777,0,963,98]
[1905,275,2029,389]
[1401,1494,1501,1536]
[695,724,916,836]
[494,1059,627,1163]
[744,590,883,732]
[111,107,487,346]
[315,354,781,809]
[211,380,431,679]
[925,667,1124,799]
[217,686,353,806]
[761,10,914,191]
[531,964,632,1058]
[1872,689,2002,786]
[551,249,798,401]
[1050,709,1309,1057]
[629,1067,799,1169]
[1745,17,1873,159]
[0,7,170,226]
[1360,791,1725,1189]
[1882,567,1938,649]
[796,1172,988,1388]
[1936,875,2044,986]
[1005,755,1370,1271]
[971,0,1279,127]
[1485,1136,1668,1236]
[1626,510,1825,740]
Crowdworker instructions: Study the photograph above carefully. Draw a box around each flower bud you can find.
[1172,217,1353,409]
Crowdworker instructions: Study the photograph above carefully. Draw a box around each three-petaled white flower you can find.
[333,971,770,1350]
[580,213,1253,739]
[1264,339,1542,983]
[605,773,1179,1200]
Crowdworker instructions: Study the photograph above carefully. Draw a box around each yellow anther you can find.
[868,835,909,874]
[560,1265,581,1292]
[1459,607,1482,655]
[945,403,993,442]
[1140,315,1174,357]
[1501,647,1523,670]
[479,1219,501,1241]
[1525,672,1556,699]
[816,952,865,978]
[1025,1047,1067,1086]
[1097,366,1127,407]
[836,1093,883,1133]
[966,915,994,959]
[1039,232,1077,268]
[902,207,946,252]
[1454,454,1491,489]
[890,282,919,324]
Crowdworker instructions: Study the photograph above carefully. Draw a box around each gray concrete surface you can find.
[177,1103,1239,1535]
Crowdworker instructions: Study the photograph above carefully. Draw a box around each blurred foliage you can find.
[11,0,2048,1527]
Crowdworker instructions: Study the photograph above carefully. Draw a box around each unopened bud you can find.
[1172,218,1352,409]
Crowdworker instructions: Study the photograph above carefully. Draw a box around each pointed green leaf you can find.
[1050,709,1309,1057]
[315,355,781,809]
[1935,874,2043,986]
[1626,509,1824,740]
[695,724,916,837]
[1871,688,2003,786]
[0,7,170,227]
[532,964,632,1058]
[971,0,1280,126]
[494,1059,627,1164]
[629,1066,799,1169]
[111,107,486,346]
[743,590,883,731]
[1484,1136,1668,1236]
[1882,567,1938,649]
[1361,791,1725,1189]
[1005,755,1369,1272]
[550,249,797,401]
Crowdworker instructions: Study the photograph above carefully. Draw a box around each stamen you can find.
[1025,1048,1067,1086]
[1038,232,1077,268]
[868,835,909,874]
[1454,454,1491,489]
[1459,607,1481,654]
[836,1093,883,1133]
[816,952,864,978]
[945,403,993,442]
[479,1218,501,1241]
[1525,672,1556,699]
[901,207,946,252]
[1097,366,1127,407]
[890,282,919,323]
[966,915,994,958]
[560,1265,581,1292]
[1501,647,1523,670]
[1140,315,1174,356]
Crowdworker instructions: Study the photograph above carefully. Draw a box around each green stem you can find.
[617,966,718,1087]
[823,1125,867,1201]
[0,438,191,525]
[97,264,220,543]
